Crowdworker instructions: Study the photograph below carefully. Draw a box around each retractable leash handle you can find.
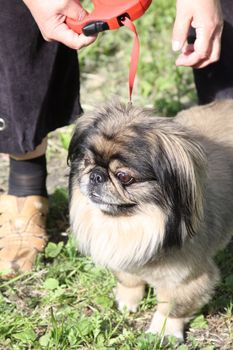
[66,0,152,101]
[66,0,152,36]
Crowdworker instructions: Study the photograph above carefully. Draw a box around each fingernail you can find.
[172,40,181,52]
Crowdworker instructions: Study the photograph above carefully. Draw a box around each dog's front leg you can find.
[147,286,187,342]
[147,310,186,342]
[114,271,146,312]
[147,262,219,342]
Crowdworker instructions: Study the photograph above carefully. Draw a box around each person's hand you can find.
[22,0,96,49]
[172,0,223,68]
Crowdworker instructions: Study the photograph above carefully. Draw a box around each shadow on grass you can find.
[207,240,233,314]
[47,187,70,245]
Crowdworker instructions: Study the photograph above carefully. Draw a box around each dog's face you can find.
[68,103,206,271]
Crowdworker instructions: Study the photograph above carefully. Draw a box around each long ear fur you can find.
[67,103,121,164]
[151,123,207,248]
[68,113,97,165]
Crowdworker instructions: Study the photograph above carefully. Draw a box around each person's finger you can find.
[181,42,194,55]
[176,51,204,67]
[181,21,222,68]
[53,3,97,49]
[63,1,87,22]
[48,22,96,49]
[176,29,223,68]
[176,25,215,67]
[192,32,222,68]
[172,7,192,51]
[193,26,213,60]
[77,33,97,48]
[205,25,223,63]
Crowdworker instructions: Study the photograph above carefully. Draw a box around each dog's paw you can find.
[117,299,138,313]
[146,311,184,342]
[114,287,139,312]
[114,283,144,313]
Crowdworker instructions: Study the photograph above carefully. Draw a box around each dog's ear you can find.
[151,125,207,248]
[67,113,98,165]
[67,125,85,165]
[68,104,118,164]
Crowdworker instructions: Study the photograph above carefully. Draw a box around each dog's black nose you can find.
[90,169,107,184]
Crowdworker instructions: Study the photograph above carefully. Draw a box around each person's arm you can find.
[22,0,96,49]
[172,0,223,68]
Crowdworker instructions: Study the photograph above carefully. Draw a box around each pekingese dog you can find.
[68,100,233,341]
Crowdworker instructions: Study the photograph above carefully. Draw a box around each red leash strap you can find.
[121,17,140,101]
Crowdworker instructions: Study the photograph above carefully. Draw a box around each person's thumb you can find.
[50,22,96,49]
[172,10,192,52]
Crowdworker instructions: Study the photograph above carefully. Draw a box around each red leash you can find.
[121,17,140,101]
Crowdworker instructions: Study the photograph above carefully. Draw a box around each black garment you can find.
[0,0,82,155]
[8,156,47,197]
[193,0,233,104]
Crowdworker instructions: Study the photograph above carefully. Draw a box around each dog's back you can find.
[176,100,233,253]
[175,100,233,147]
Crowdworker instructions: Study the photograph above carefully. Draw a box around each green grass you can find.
[0,227,232,349]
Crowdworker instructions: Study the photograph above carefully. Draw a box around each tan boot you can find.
[0,195,48,278]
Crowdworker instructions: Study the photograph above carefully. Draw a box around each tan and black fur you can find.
[68,100,233,341]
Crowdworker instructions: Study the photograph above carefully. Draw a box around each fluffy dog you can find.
[68,100,233,341]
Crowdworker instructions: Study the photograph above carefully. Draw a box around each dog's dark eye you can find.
[84,158,91,167]
[116,171,135,185]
